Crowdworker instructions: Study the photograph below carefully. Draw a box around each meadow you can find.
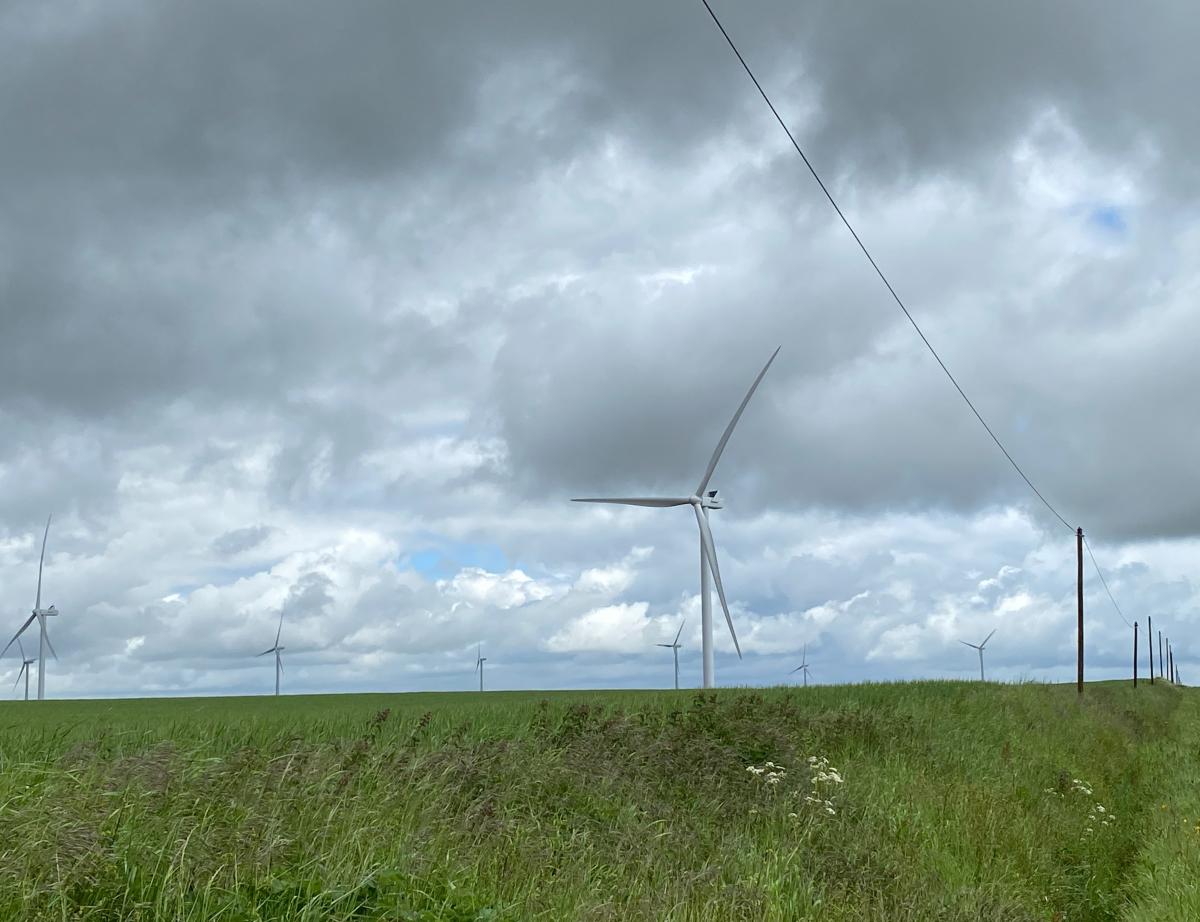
[0,681,1195,921]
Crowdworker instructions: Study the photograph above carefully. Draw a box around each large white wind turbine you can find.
[12,638,36,701]
[258,611,285,696]
[574,347,780,688]
[789,642,812,688]
[960,629,996,681]
[656,619,685,690]
[1,515,59,701]
[475,644,487,692]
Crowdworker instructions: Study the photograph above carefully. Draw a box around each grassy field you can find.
[0,680,1195,921]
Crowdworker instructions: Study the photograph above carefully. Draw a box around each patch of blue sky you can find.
[1087,204,1127,234]
[402,540,509,578]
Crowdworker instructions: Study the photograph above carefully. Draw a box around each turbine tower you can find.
[574,347,780,688]
[960,629,996,681]
[656,619,685,690]
[2,515,59,700]
[12,638,36,701]
[258,611,285,696]
[789,642,812,688]
[475,644,487,692]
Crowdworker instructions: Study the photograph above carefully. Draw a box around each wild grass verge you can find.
[0,681,1186,920]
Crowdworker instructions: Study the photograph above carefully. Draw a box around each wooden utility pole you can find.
[1076,527,1084,695]
[1170,645,1175,684]
[1160,631,1165,679]
[1133,622,1138,688]
[1149,615,1154,685]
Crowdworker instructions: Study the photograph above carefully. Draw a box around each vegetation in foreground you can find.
[0,680,1195,921]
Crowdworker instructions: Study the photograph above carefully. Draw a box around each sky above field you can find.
[1,0,1198,698]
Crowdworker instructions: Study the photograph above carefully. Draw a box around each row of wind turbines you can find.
[3,347,1001,699]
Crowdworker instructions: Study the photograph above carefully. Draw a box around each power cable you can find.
[1083,534,1133,628]
[697,0,1075,534]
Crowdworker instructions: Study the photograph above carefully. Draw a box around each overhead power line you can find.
[697,0,1074,534]
[1083,535,1133,628]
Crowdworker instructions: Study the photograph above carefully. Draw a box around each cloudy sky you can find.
[1,0,1196,698]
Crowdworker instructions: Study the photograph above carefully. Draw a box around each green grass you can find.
[0,680,1193,920]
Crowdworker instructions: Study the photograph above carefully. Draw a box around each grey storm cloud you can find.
[0,0,1197,697]
[212,524,273,556]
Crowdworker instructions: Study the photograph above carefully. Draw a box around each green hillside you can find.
[0,681,1195,920]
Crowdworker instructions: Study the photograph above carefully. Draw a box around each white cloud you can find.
[545,602,653,654]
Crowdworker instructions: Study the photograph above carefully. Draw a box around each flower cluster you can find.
[1043,777,1093,799]
[803,755,842,815]
[746,756,844,819]
[746,760,787,786]
[1045,777,1114,839]
[1083,802,1114,837]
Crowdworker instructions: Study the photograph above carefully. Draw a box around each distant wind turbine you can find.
[656,619,686,690]
[789,643,812,687]
[1,515,59,701]
[258,611,285,696]
[574,347,781,688]
[475,644,487,692]
[12,638,36,701]
[960,629,997,681]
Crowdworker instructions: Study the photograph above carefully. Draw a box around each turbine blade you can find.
[257,647,276,657]
[696,346,781,496]
[572,498,691,507]
[656,643,673,648]
[980,629,997,649]
[36,514,51,612]
[673,618,686,646]
[789,665,804,674]
[17,637,25,662]
[0,614,38,659]
[959,640,979,649]
[694,505,741,658]
[43,629,57,662]
[277,654,284,675]
[13,663,26,690]
[275,611,284,649]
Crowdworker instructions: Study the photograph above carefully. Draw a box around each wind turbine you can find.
[1,515,59,701]
[474,644,487,692]
[574,347,780,688]
[258,611,285,696]
[960,629,996,681]
[12,638,36,701]
[789,642,812,688]
[656,619,686,690]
